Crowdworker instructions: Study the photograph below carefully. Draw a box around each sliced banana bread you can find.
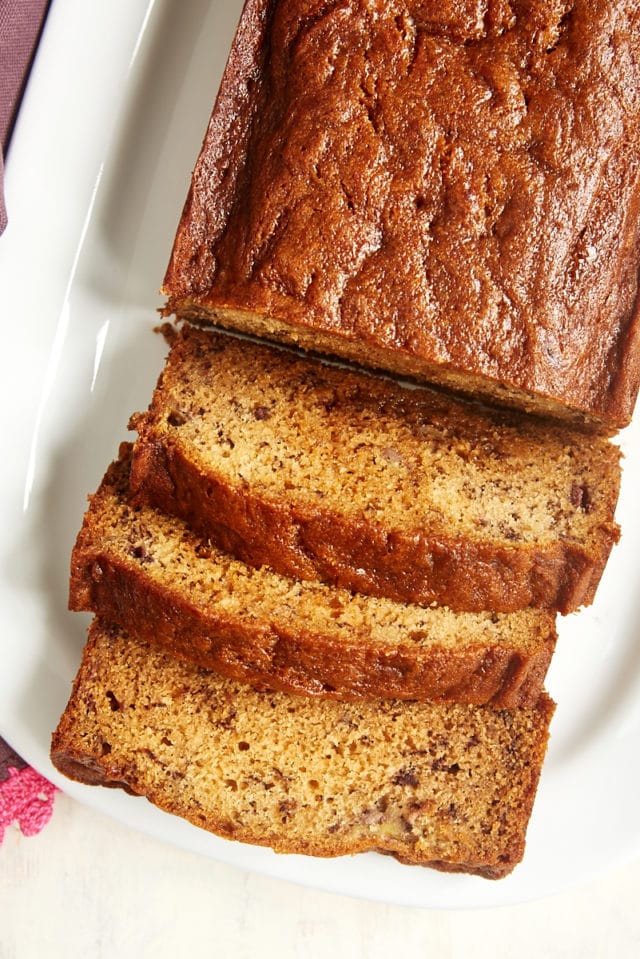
[69,445,556,708]
[130,325,621,614]
[51,620,556,879]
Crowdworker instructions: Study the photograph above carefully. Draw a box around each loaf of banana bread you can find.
[51,620,556,879]
[162,0,640,431]
[130,325,621,615]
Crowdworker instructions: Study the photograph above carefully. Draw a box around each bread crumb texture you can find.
[51,622,555,879]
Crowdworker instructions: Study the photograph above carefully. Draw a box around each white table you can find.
[2,792,640,958]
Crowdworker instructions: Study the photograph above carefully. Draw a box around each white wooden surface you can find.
[2,791,640,958]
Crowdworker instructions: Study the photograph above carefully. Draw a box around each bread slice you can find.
[69,445,556,708]
[51,620,556,879]
[130,325,620,615]
[161,0,640,431]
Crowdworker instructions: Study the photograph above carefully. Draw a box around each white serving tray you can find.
[1,0,639,909]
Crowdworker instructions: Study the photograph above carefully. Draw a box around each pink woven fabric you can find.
[1,738,58,844]
[0,765,58,844]
[0,0,50,231]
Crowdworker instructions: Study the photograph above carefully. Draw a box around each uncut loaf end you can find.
[162,0,640,432]
[51,620,556,879]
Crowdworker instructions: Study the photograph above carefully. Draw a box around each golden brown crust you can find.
[51,622,556,879]
[163,0,640,431]
[70,558,556,707]
[69,447,556,708]
[131,432,616,615]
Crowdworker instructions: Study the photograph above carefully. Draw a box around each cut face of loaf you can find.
[130,325,621,614]
[161,0,640,431]
[69,445,556,708]
[51,621,556,879]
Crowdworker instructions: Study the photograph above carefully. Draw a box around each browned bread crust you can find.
[51,620,556,879]
[69,445,556,707]
[130,326,621,615]
[162,0,640,432]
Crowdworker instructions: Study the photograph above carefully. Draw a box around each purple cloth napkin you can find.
[0,0,50,232]
[0,737,27,778]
